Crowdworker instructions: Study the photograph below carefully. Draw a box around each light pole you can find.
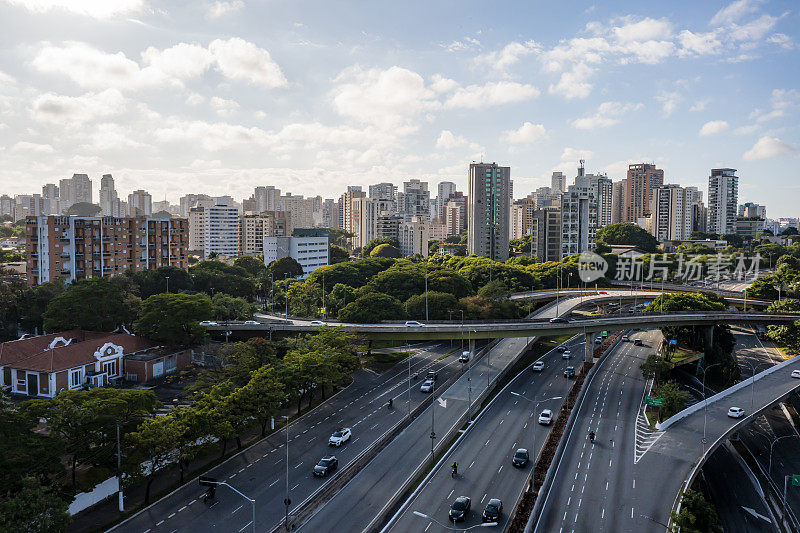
[768,434,797,475]
[740,361,770,411]
[407,340,412,417]
[430,378,436,461]
[202,480,256,533]
[698,362,723,453]
[510,392,563,463]
[425,262,429,322]
[165,275,170,294]
[269,273,274,314]
[322,272,326,320]
[284,273,289,318]
[282,415,290,532]
[412,511,497,530]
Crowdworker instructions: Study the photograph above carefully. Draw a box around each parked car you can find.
[538,409,553,425]
[727,407,745,418]
[420,379,435,393]
[328,428,351,446]
[564,366,576,378]
[459,351,470,363]
[598,291,608,295]
[426,370,438,381]
[792,370,800,379]
[512,448,529,468]
[532,361,545,372]
[482,498,503,523]
[449,496,471,522]
[313,456,338,477]
[309,320,327,326]
[405,321,425,327]
[561,350,571,359]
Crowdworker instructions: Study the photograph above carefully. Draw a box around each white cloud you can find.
[435,130,467,150]
[656,91,681,117]
[444,37,480,53]
[85,123,145,150]
[31,88,126,124]
[612,17,673,43]
[205,0,243,19]
[750,88,799,122]
[3,0,144,19]
[743,135,798,160]
[208,38,288,88]
[32,39,287,91]
[554,147,595,173]
[710,0,763,26]
[475,40,539,72]
[678,30,723,56]
[210,96,239,117]
[729,14,782,42]
[12,141,54,153]
[332,66,438,129]
[571,101,642,129]
[689,100,709,112]
[733,124,759,135]
[501,122,546,145]
[429,74,458,94]
[185,93,205,106]
[549,63,593,99]
[445,81,540,109]
[767,33,793,49]
[154,118,273,151]
[699,120,729,136]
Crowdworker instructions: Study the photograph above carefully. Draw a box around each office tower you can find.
[263,229,330,279]
[0,195,14,217]
[59,173,92,212]
[398,179,430,221]
[625,164,664,223]
[530,208,562,262]
[436,181,457,220]
[739,202,766,219]
[510,198,535,240]
[467,162,511,261]
[128,190,153,217]
[254,186,280,213]
[26,215,188,285]
[203,202,240,259]
[707,168,739,235]
[551,172,567,194]
[99,175,119,216]
[649,185,692,241]
[560,176,597,258]
[42,184,60,214]
[398,216,429,257]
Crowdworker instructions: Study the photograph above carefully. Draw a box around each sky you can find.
[0,0,798,217]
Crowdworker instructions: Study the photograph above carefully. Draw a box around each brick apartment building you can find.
[26,215,188,285]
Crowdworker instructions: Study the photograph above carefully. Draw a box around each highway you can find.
[111,342,460,533]
[386,335,587,532]
[297,295,595,532]
[534,329,660,533]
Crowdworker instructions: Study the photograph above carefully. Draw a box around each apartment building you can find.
[128,190,152,217]
[467,162,511,262]
[510,198,535,240]
[58,174,92,213]
[399,216,429,257]
[398,179,430,221]
[530,208,562,262]
[263,229,329,278]
[26,215,188,285]
[254,186,280,213]
[560,177,597,258]
[436,181,457,220]
[649,185,692,241]
[625,164,663,223]
[707,168,739,235]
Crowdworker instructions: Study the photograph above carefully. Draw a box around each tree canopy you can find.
[370,243,402,258]
[42,278,139,332]
[268,256,304,279]
[135,292,212,345]
[596,222,659,253]
[338,293,406,323]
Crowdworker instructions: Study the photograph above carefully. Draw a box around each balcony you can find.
[60,253,70,259]
[59,237,70,242]
[59,268,71,275]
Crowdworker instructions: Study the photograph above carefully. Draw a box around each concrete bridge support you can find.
[469,338,475,356]
[585,332,594,362]
[702,325,714,351]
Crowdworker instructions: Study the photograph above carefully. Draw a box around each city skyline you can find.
[0,0,798,216]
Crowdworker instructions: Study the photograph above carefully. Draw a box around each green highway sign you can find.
[792,474,800,487]
[645,396,664,407]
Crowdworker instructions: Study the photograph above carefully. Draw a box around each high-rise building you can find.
[322,199,339,229]
[551,172,567,194]
[467,162,511,261]
[59,173,92,212]
[436,181,457,220]
[625,164,664,223]
[398,179,430,221]
[26,215,188,285]
[254,186,280,213]
[179,194,212,217]
[278,194,314,229]
[585,173,613,228]
[368,182,397,204]
[530,186,561,210]
[530,208,562,262]
[707,168,739,235]
[510,198,535,240]
[443,192,467,233]
[376,211,403,242]
[445,201,466,237]
[263,229,329,279]
[399,216,429,257]
[739,202,766,219]
[560,177,597,258]
[610,179,627,224]
[203,203,240,259]
[128,190,152,217]
[649,185,692,241]
[351,197,393,250]
[0,195,14,218]
[99,175,122,217]
[339,186,365,242]
[42,184,60,214]
[240,213,273,255]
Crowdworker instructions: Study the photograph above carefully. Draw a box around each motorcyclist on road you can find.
[452,462,458,476]
[203,485,216,502]
[388,398,393,408]
[589,430,596,442]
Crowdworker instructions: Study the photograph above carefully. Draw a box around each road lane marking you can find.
[498,465,503,474]
[156,521,164,526]
[448,489,454,499]
[425,523,431,532]
[291,483,299,490]
[269,479,278,487]
[481,493,487,503]
[178,506,186,512]
[238,522,253,532]
[632,479,635,489]
[294,462,303,469]
[231,504,243,515]
[168,513,175,519]
[469,461,475,469]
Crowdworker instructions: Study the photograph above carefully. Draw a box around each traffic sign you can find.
[792,474,800,487]
[645,396,664,407]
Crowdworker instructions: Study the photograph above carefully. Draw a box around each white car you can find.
[532,361,545,372]
[561,350,571,360]
[328,428,351,446]
[791,370,800,379]
[727,407,745,419]
[405,321,425,327]
[243,320,259,325]
[420,379,435,393]
[309,320,327,326]
[459,351,470,363]
[199,321,218,326]
[538,409,553,425]
[622,335,629,342]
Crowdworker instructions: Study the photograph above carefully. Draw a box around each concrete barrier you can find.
[69,476,119,516]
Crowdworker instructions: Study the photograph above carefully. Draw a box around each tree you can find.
[428,240,441,256]
[66,202,101,216]
[338,293,406,323]
[509,235,531,254]
[653,381,690,420]
[211,293,258,320]
[268,256,304,279]
[782,226,799,236]
[670,490,720,533]
[370,243,402,258]
[478,279,510,301]
[640,354,672,385]
[596,222,659,252]
[721,233,744,248]
[191,261,255,298]
[16,279,66,334]
[363,237,399,256]
[125,416,182,504]
[329,244,350,264]
[135,292,212,345]
[327,283,355,317]
[369,268,425,302]
[233,255,266,276]
[690,231,719,241]
[43,278,139,332]
[0,477,70,532]
[237,365,285,436]
[404,291,458,320]
[427,269,473,298]
[127,266,193,299]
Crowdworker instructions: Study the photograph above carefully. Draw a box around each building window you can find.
[102,360,118,377]
[70,369,82,387]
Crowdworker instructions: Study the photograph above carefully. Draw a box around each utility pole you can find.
[425,263,429,322]
[322,273,326,320]
[116,423,124,511]
[283,415,290,531]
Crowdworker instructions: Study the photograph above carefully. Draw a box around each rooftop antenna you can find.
[578,159,585,177]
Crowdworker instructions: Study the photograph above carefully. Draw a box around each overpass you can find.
[510,287,770,308]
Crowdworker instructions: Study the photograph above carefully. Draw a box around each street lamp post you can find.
[282,415,290,531]
[269,273,274,314]
[769,434,797,475]
[510,392,563,465]
[165,275,170,294]
[202,481,256,533]
[425,263,429,322]
[740,361,770,411]
[322,272,326,320]
[698,362,723,453]
[284,273,289,318]
[412,511,497,530]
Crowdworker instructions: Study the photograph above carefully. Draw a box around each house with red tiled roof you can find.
[0,330,160,398]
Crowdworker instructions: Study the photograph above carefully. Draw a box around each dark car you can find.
[549,317,568,323]
[557,346,566,353]
[633,338,643,346]
[564,366,576,378]
[449,496,471,522]
[482,498,503,523]
[426,370,438,381]
[512,448,529,468]
[313,456,338,477]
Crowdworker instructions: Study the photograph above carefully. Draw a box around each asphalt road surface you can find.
[111,342,458,533]
[534,329,660,533]
[387,335,587,532]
